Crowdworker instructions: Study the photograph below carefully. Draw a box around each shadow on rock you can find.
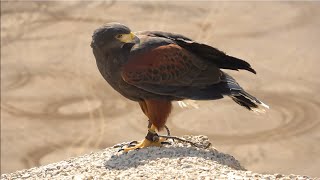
[104,145,245,171]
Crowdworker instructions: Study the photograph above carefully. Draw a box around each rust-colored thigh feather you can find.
[139,99,172,130]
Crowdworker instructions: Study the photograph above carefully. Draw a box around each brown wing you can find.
[121,44,222,94]
[136,31,256,74]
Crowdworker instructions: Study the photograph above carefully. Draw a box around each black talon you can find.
[113,143,128,148]
[129,140,138,145]
[161,141,172,145]
[127,144,136,148]
[114,140,139,150]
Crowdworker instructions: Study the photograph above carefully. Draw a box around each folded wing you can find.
[140,31,256,74]
[122,44,222,96]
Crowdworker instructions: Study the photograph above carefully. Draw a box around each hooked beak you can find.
[119,32,140,44]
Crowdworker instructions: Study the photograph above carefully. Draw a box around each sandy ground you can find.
[1,1,320,177]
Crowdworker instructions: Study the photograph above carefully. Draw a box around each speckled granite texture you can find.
[1,136,315,180]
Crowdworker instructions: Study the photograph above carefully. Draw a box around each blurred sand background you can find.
[1,1,320,177]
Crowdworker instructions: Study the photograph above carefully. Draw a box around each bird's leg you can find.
[122,124,167,152]
[117,121,210,151]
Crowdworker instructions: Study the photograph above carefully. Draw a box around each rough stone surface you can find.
[1,136,316,180]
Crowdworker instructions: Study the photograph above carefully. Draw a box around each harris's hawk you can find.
[91,23,268,151]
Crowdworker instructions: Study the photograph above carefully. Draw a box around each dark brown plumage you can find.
[91,23,268,151]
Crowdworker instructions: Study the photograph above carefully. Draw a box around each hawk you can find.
[91,23,268,151]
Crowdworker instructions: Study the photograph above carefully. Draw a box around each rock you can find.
[0,136,316,180]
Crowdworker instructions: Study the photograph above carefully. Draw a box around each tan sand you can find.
[1,1,320,177]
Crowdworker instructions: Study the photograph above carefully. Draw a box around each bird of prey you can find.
[91,22,268,152]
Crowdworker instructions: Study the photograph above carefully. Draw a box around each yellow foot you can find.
[123,137,167,152]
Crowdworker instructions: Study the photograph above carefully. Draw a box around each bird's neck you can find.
[94,46,132,80]
[108,45,133,64]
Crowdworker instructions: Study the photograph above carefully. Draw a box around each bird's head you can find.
[91,22,139,51]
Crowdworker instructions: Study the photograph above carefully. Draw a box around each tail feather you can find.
[231,90,269,112]
[220,72,269,112]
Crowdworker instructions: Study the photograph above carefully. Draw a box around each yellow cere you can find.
[116,32,136,43]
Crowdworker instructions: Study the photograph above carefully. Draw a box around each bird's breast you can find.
[95,55,146,101]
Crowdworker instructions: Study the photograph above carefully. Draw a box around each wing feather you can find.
[139,31,256,74]
[122,44,221,94]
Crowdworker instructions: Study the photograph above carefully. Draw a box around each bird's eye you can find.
[116,34,123,39]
